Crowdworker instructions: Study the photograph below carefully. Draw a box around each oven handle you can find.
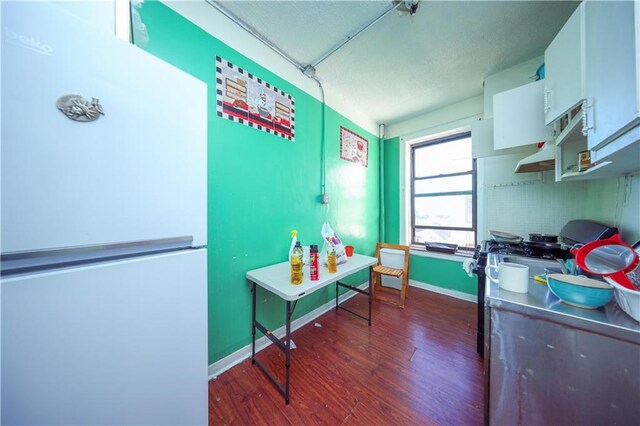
[485,265,499,283]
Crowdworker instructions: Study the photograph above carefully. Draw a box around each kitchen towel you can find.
[462,258,476,278]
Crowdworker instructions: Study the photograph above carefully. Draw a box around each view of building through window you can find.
[411,132,475,249]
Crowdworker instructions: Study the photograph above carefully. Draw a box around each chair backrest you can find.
[375,243,410,275]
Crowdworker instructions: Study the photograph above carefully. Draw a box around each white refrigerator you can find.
[1,2,208,424]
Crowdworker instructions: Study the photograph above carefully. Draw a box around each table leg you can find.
[285,300,292,404]
[251,281,256,364]
[335,281,339,311]
[251,294,294,404]
[336,278,374,324]
[368,265,373,326]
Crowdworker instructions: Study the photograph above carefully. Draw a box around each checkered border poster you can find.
[340,126,368,167]
[215,56,295,141]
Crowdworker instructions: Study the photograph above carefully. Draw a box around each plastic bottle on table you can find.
[327,247,337,273]
[290,241,303,285]
[310,244,319,280]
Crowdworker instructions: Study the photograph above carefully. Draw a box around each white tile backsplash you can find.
[484,178,592,237]
[478,154,629,241]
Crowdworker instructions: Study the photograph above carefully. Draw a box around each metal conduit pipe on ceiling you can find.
[310,3,400,68]
[205,0,404,206]
[205,0,303,72]
[206,0,404,72]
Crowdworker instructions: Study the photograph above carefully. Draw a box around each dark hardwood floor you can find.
[209,287,484,425]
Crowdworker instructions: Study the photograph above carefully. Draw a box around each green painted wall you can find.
[137,2,379,363]
[383,137,400,244]
[410,256,476,295]
[381,139,475,295]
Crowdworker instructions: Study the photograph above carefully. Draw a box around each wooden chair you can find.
[371,243,410,308]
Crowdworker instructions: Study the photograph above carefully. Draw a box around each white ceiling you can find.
[213,0,579,126]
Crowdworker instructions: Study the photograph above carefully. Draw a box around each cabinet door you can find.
[471,118,538,159]
[585,0,639,151]
[544,4,584,125]
[494,80,553,150]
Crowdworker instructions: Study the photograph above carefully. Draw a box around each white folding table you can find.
[246,253,377,404]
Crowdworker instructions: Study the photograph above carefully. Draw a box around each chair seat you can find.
[372,264,404,278]
[371,243,410,308]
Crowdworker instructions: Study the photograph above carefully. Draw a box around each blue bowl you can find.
[547,274,613,309]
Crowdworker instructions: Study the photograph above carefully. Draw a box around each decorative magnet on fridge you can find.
[56,95,104,122]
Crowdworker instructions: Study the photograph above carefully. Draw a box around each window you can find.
[410,132,476,249]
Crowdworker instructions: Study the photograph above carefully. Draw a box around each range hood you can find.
[514,142,555,173]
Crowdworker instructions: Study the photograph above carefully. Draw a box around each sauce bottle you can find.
[290,242,303,285]
[310,245,319,280]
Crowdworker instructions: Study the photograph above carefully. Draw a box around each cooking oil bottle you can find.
[327,247,337,273]
[290,242,303,285]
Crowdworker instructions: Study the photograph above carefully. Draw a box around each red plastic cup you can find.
[345,245,354,257]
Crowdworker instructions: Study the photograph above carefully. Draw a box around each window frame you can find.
[409,131,477,249]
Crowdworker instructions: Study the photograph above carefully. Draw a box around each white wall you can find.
[612,173,640,243]
[385,95,483,139]
[53,1,116,34]
[161,0,378,135]
[52,1,132,42]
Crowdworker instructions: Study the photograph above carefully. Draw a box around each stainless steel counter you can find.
[485,253,640,342]
[484,253,640,426]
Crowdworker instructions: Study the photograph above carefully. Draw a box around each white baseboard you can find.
[409,279,477,303]
[208,281,369,380]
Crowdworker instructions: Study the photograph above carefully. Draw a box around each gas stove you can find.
[480,239,573,260]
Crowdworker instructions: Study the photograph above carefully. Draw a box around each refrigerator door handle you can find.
[1,236,194,276]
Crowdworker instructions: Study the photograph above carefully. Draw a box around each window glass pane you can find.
[414,229,475,248]
[414,195,472,228]
[414,137,472,177]
[414,175,472,195]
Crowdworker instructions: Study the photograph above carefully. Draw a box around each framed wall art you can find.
[215,56,295,141]
[340,126,368,167]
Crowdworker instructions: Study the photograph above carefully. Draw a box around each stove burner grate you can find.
[483,240,571,260]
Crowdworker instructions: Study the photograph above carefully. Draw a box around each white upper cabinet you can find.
[546,0,639,180]
[493,79,553,150]
[544,4,584,125]
[584,0,639,152]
